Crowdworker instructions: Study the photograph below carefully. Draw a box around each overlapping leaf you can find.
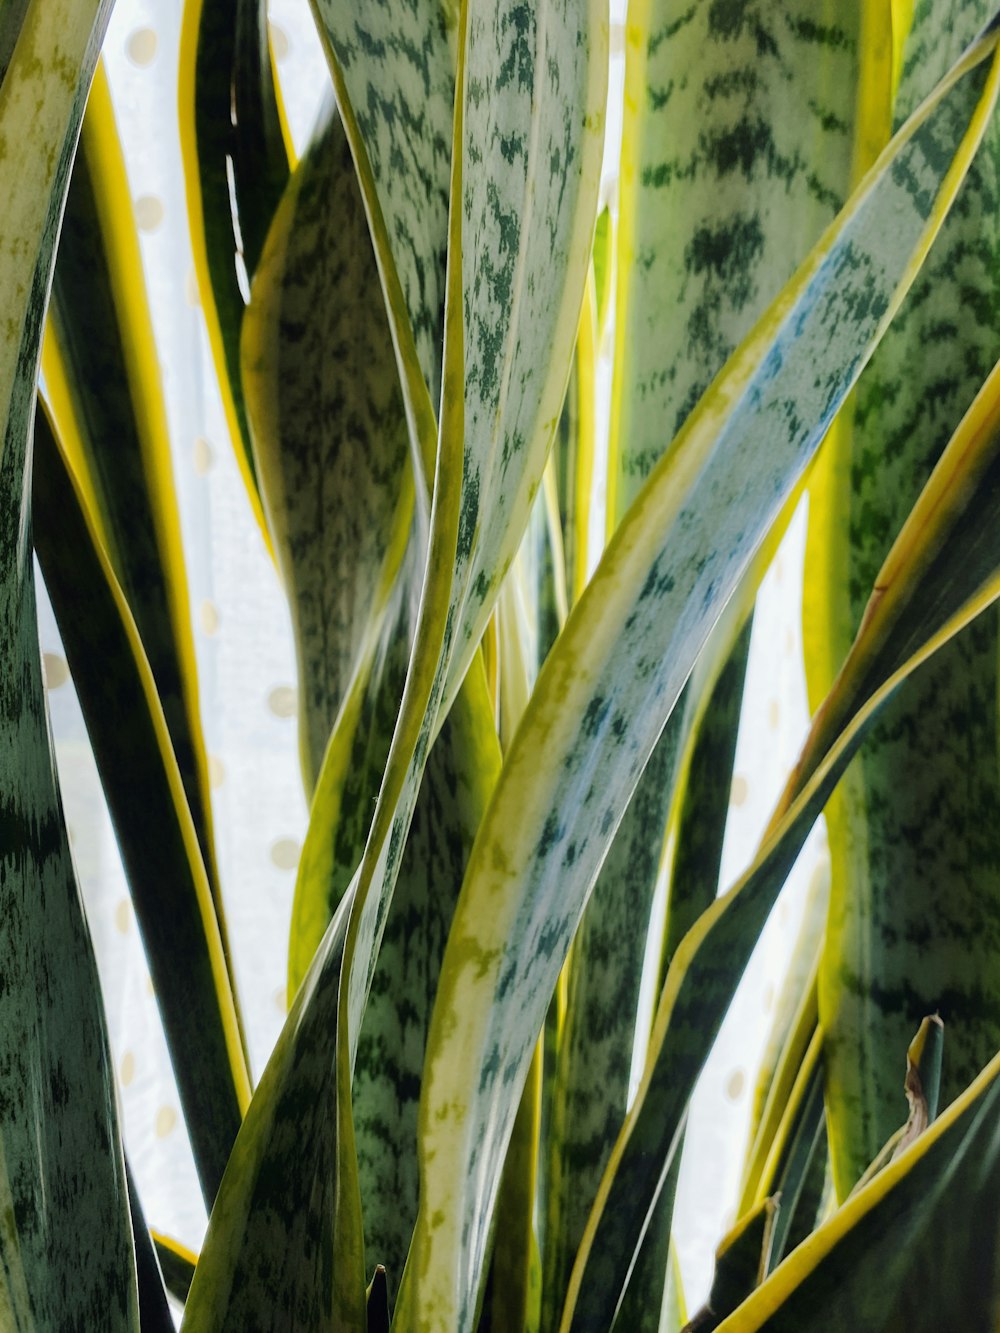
[0,1,137,1323]
[241,94,413,797]
[33,408,251,1208]
[399,25,1000,1331]
[808,0,1000,1196]
[716,1045,1000,1330]
[179,0,288,529]
[542,8,866,1314]
[47,63,222,913]
[564,292,1000,1331]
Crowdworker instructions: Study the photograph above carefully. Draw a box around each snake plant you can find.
[6,0,1000,1327]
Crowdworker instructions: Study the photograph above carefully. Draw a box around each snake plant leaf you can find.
[762,1041,826,1270]
[306,0,455,482]
[181,892,365,1330]
[564,295,1000,1333]
[813,0,1000,1199]
[32,405,252,1207]
[213,6,605,1315]
[179,0,289,528]
[611,0,864,519]
[353,675,499,1308]
[152,1234,197,1306]
[743,867,827,1189]
[544,2,863,1307]
[126,1162,174,1333]
[335,0,606,1320]
[591,206,612,333]
[554,272,598,610]
[683,1198,777,1333]
[287,558,417,997]
[0,0,138,1323]
[45,61,226,954]
[664,618,754,968]
[241,93,413,795]
[714,1045,1000,1332]
[400,27,1000,1332]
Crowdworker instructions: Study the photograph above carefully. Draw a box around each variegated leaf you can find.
[811,0,1000,1196]
[0,1,137,1322]
[33,408,251,1207]
[241,95,413,796]
[398,27,1000,1331]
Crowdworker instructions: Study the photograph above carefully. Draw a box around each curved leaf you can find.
[0,0,137,1322]
[179,0,288,533]
[400,27,1000,1332]
[45,64,223,921]
[566,287,1000,1332]
[812,0,1000,1195]
[33,407,251,1207]
[241,94,413,796]
[715,1044,1000,1331]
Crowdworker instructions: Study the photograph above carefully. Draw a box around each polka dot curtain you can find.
[35,0,826,1313]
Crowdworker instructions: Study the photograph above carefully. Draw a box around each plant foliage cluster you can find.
[3,0,1000,1328]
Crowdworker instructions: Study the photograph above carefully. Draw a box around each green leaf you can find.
[714,1045,1000,1331]
[179,0,289,531]
[664,618,754,972]
[0,0,137,1323]
[152,1233,197,1307]
[401,26,1000,1332]
[181,892,365,1329]
[610,0,865,522]
[241,94,413,796]
[567,253,1000,1333]
[683,1198,777,1332]
[764,1041,826,1270]
[33,407,251,1207]
[306,0,455,480]
[544,0,860,1305]
[812,0,1000,1197]
[126,1163,174,1333]
[353,673,500,1307]
[287,562,417,997]
[591,206,612,331]
[45,59,232,997]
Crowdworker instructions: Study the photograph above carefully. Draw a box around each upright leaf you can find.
[544,0,866,1306]
[399,28,1000,1330]
[241,94,413,796]
[179,0,289,529]
[45,59,230,981]
[33,407,251,1208]
[0,0,137,1322]
[809,0,1000,1196]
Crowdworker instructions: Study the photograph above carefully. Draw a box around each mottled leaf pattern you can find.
[813,0,1000,1196]
[716,1047,1000,1331]
[400,30,1000,1332]
[0,1,137,1324]
[307,0,456,469]
[181,895,366,1331]
[33,409,250,1209]
[564,315,1000,1333]
[241,96,412,795]
[543,6,864,1311]
[353,678,499,1307]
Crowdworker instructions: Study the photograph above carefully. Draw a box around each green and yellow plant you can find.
[5,0,1000,1327]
